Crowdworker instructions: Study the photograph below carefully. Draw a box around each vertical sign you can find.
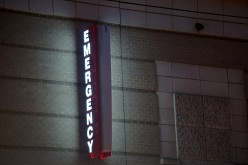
[83,25,101,159]
[83,25,112,160]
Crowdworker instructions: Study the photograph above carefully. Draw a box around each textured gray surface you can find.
[181,160,234,165]
[175,95,204,127]
[203,97,231,130]
[205,128,232,161]
[175,94,233,164]
[177,126,206,160]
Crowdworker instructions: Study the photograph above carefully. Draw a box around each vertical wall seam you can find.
[75,0,78,21]
[52,0,54,15]
[199,65,202,95]
[222,0,225,37]
[197,0,199,35]
[173,93,179,159]
[97,0,99,21]
[119,1,128,164]
[145,0,147,27]
[172,0,174,31]
[28,0,30,12]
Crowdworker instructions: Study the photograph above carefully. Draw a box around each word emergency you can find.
[84,29,94,154]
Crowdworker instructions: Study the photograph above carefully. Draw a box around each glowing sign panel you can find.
[83,29,94,154]
[83,25,112,160]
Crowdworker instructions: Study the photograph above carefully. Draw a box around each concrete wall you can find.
[0,5,248,165]
[156,62,248,164]
[0,9,159,165]
[1,0,248,39]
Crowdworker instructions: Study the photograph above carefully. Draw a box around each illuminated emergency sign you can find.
[83,25,112,160]
[84,29,94,154]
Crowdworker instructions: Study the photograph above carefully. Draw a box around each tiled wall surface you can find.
[156,61,248,164]
[0,9,159,165]
[175,94,233,165]
[1,0,248,39]
[0,7,247,165]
